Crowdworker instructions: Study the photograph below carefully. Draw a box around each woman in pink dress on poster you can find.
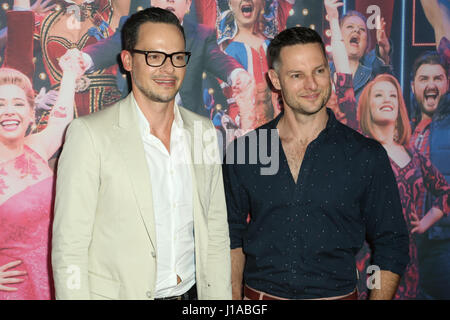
[0,7,82,297]
[0,55,82,299]
[0,57,80,299]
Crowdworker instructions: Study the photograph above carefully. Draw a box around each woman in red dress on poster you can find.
[326,0,450,299]
[357,74,449,299]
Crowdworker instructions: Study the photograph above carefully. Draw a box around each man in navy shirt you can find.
[222,27,409,300]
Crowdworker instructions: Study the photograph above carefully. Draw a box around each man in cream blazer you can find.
[52,8,231,300]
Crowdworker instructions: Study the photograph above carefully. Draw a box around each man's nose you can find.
[160,57,175,73]
[305,75,318,91]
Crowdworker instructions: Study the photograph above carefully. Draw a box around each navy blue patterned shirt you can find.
[223,109,409,299]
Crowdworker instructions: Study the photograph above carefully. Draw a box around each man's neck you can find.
[420,112,433,122]
[132,91,175,137]
[278,106,328,144]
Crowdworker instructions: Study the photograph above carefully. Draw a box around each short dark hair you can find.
[412,51,448,79]
[121,7,185,52]
[267,27,326,70]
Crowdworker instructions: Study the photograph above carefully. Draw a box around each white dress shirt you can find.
[133,95,195,298]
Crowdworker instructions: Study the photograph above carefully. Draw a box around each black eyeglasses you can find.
[131,49,191,68]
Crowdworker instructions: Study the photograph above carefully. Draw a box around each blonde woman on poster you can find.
[0,43,82,298]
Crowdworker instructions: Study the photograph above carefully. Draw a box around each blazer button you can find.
[146,291,152,298]
[151,251,156,258]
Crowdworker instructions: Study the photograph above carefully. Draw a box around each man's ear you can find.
[410,80,415,96]
[268,69,281,91]
[120,50,133,72]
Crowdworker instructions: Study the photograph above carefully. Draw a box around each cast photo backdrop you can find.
[0,0,448,300]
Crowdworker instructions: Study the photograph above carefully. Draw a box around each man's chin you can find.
[142,90,177,104]
[420,103,438,118]
[291,102,326,116]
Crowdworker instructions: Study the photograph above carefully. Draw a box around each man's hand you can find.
[231,248,246,300]
[369,270,400,300]
[411,208,444,234]
[230,69,253,96]
[31,0,56,15]
[232,75,256,131]
[58,48,89,78]
[324,0,343,21]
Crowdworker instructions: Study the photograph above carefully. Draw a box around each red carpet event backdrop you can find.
[0,0,449,300]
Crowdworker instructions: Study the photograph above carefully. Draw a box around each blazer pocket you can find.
[89,272,121,300]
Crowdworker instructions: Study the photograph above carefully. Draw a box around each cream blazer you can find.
[52,94,231,300]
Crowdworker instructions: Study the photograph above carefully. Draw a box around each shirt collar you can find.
[132,93,184,138]
[270,108,339,134]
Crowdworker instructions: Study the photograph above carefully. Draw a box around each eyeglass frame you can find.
[130,49,192,68]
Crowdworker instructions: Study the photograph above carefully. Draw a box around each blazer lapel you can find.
[114,94,157,252]
[179,108,209,266]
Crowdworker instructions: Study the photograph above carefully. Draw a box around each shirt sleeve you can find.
[361,143,410,276]
[418,152,450,215]
[222,142,250,249]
